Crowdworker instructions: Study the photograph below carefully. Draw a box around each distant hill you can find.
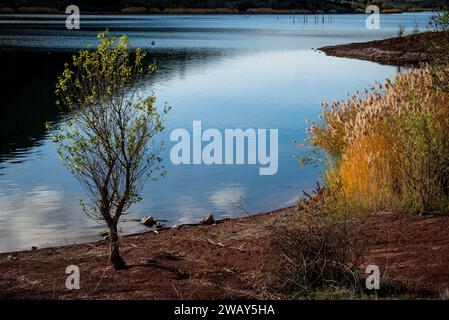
[0,0,446,14]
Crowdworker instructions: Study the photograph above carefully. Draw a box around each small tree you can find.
[53,32,169,269]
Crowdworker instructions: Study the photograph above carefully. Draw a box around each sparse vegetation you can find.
[396,24,406,37]
[440,288,449,300]
[276,185,363,299]
[275,184,410,299]
[175,267,191,280]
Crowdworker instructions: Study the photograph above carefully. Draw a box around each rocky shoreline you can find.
[319,31,448,66]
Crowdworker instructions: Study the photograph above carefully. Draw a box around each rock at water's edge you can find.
[200,213,215,225]
[140,216,155,227]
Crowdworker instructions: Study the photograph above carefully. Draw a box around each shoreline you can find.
[0,205,296,256]
[0,206,290,299]
[0,8,438,15]
[2,204,449,299]
[319,31,448,66]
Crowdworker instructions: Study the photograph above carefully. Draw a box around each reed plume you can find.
[307,66,449,214]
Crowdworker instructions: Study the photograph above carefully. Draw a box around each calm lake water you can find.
[0,13,433,252]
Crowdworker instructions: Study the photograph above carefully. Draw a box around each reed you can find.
[307,67,449,214]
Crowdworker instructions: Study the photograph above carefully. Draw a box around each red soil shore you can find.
[319,31,449,66]
[1,206,449,299]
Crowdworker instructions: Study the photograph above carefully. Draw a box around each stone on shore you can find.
[200,213,215,225]
[140,216,155,227]
[99,230,109,237]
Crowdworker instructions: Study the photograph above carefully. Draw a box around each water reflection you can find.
[210,184,247,213]
[0,13,433,252]
[0,48,238,167]
[0,47,399,253]
[0,185,65,251]
[0,52,64,166]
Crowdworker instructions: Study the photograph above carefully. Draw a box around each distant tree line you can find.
[0,0,446,12]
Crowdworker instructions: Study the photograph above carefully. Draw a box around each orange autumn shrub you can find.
[307,67,449,214]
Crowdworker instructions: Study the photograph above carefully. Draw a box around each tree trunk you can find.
[108,223,126,270]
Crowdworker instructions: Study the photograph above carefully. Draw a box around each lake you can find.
[0,12,433,252]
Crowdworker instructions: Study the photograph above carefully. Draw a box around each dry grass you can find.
[307,66,449,215]
[275,185,363,298]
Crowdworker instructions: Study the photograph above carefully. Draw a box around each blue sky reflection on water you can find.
[0,13,431,252]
